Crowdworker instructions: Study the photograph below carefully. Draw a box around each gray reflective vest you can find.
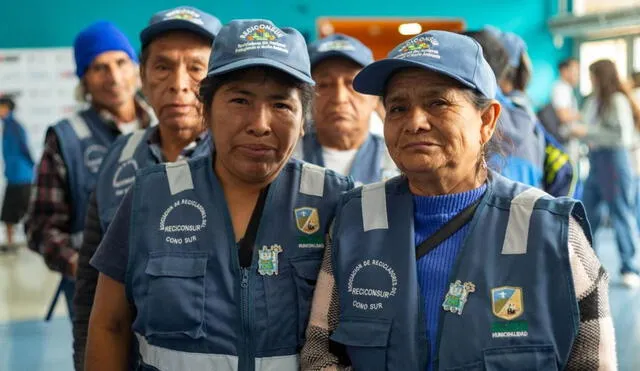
[50,109,120,248]
[125,155,353,371]
[95,127,212,233]
[330,172,589,370]
[298,133,397,186]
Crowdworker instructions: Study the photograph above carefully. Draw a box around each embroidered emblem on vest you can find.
[295,207,320,235]
[258,244,283,276]
[442,280,475,315]
[491,286,524,320]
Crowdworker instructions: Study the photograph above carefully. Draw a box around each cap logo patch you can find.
[163,9,204,25]
[318,40,356,52]
[236,24,288,54]
[396,36,440,60]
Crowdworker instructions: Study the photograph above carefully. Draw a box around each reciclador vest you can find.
[51,108,121,248]
[330,172,589,371]
[95,127,212,233]
[125,154,353,371]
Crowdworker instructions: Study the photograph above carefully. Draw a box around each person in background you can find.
[552,58,582,133]
[71,7,220,371]
[294,34,397,186]
[487,26,577,197]
[302,30,615,371]
[0,96,34,251]
[463,30,545,189]
[571,59,640,288]
[25,21,155,317]
[85,19,352,371]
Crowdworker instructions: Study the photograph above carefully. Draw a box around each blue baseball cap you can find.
[485,25,527,68]
[140,6,222,48]
[206,19,314,85]
[308,34,374,69]
[353,30,497,99]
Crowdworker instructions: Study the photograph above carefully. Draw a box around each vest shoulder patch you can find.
[300,162,325,197]
[165,161,195,195]
[362,181,388,231]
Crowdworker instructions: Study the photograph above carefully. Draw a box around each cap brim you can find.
[353,58,478,96]
[208,57,315,85]
[310,51,369,69]
[140,20,214,47]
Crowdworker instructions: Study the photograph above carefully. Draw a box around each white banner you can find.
[0,47,81,243]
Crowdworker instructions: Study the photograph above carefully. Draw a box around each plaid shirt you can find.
[25,96,154,276]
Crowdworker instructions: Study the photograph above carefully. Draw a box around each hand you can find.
[569,124,588,138]
[68,253,79,278]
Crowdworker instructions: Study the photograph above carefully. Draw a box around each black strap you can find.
[415,198,481,260]
[238,186,270,268]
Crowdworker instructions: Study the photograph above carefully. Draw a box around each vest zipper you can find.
[239,268,253,371]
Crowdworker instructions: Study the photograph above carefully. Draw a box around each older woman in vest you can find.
[302,31,615,371]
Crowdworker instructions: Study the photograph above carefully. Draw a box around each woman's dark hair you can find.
[512,53,532,91]
[198,67,315,119]
[461,89,506,174]
[589,59,640,130]
[462,30,512,82]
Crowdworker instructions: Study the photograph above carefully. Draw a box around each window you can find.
[573,0,640,16]
[579,38,628,95]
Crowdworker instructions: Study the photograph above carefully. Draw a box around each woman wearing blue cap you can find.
[86,19,352,371]
[302,31,615,371]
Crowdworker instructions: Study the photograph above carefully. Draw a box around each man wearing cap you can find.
[86,19,353,371]
[303,30,614,371]
[71,7,220,371]
[295,34,397,186]
[25,21,154,315]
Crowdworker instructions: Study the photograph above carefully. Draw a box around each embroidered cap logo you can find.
[396,35,440,60]
[317,40,356,53]
[236,24,289,54]
[163,8,204,25]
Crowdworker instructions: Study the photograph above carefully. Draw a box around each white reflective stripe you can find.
[255,354,299,371]
[300,163,325,197]
[118,130,146,162]
[68,113,91,139]
[501,187,548,255]
[70,231,83,250]
[165,161,194,195]
[362,181,388,231]
[136,334,238,371]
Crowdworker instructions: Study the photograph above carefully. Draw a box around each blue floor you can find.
[0,228,639,370]
[0,317,73,370]
[596,229,640,370]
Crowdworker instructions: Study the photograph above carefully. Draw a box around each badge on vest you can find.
[491,286,524,320]
[295,207,324,248]
[442,280,475,315]
[295,207,320,234]
[258,244,283,276]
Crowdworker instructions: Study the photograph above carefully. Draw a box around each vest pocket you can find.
[483,345,558,371]
[144,252,207,339]
[330,318,391,371]
[290,257,323,345]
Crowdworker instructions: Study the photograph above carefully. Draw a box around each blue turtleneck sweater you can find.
[413,184,487,371]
